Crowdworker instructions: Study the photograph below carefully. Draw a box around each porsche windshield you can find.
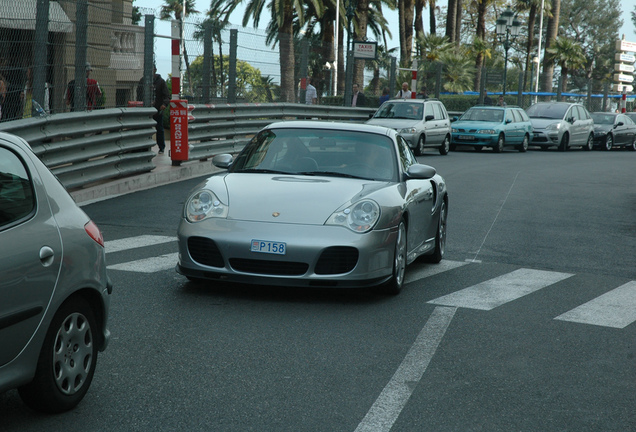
[230,128,398,182]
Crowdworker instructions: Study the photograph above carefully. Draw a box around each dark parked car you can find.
[0,132,112,413]
[526,102,595,151]
[591,112,636,151]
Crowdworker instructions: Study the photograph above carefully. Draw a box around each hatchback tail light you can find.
[84,220,105,247]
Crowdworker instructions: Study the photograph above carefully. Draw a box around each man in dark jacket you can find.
[140,66,170,154]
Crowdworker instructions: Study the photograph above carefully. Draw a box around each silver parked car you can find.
[366,98,452,155]
[0,132,111,413]
[526,102,595,151]
[176,121,448,294]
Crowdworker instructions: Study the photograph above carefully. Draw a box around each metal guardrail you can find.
[0,104,375,190]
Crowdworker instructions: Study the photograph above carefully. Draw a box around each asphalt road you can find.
[2,146,635,431]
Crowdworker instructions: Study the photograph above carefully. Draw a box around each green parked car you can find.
[450,105,532,152]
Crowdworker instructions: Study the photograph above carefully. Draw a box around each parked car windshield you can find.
[526,103,568,119]
[460,108,504,123]
[373,102,423,120]
[591,113,616,125]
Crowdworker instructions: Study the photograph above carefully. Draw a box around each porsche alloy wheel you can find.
[603,135,613,151]
[424,199,447,264]
[382,220,407,295]
[19,298,98,413]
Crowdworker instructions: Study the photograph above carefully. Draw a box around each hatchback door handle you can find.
[39,246,55,267]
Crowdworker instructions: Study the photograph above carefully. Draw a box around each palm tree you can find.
[398,0,415,67]
[541,0,560,92]
[160,0,199,95]
[439,50,475,92]
[471,36,492,91]
[546,36,586,96]
[445,0,458,44]
[472,0,494,91]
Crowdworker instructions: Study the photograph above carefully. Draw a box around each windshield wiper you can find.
[237,168,290,174]
[302,171,368,179]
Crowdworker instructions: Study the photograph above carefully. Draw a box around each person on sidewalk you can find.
[305,77,317,105]
[152,66,170,154]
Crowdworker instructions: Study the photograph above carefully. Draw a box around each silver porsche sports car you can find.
[176,121,448,294]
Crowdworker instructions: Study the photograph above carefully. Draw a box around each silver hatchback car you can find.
[0,132,111,413]
[526,102,595,151]
[366,99,452,155]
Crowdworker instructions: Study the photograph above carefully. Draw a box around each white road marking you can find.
[554,281,636,329]
[427,268,574,310]
[405,260,468,284]
[105,235,176,254]
[354,306,457,432]
[107,253,179,273]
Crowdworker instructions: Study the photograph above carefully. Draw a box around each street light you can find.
[496,6,521,96]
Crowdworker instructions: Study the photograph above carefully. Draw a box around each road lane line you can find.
[107,253,178,273]
[555,281,636,329]
[427,268,574,310]
[105,235,176,254]
[354,306,456,432]
[405,260,468,284]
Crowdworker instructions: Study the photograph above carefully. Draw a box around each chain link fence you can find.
[0,0,630,124]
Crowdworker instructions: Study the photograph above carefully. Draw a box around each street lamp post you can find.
[496,6,521,96]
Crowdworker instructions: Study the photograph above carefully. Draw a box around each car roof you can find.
[266,120,395,137]
[0,132,33,151]
[381,98,440,104]
[531,101,581,107]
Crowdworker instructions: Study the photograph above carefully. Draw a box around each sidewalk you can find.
[70,143,222,205]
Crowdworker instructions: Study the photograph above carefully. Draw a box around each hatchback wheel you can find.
[439,135,450,155]
[19,298,99,413]
[583,134,594,151]
[518,134,529,152]
[415,135,425,156]
[493,134,504,153]
[603,134,613,151]
[559,133,569,151]
[381,220,407,295]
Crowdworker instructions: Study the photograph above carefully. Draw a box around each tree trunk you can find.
[541,0,560,93]
[445,0,457,44]
[353,0,369,87]
[399,0,415,66]
[279,4,295,102]
[454,0,462,46]
[523,4,537,93]
[414,0,426,43]
[472,0,487,91]
[429,0,436,34]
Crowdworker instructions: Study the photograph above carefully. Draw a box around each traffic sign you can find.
[615,53,636,63]
[616,39,636,52]
[612,84,634,92]
[615,63,635,73]
[614,73,634,83]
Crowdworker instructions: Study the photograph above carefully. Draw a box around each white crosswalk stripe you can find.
[104,235,636,329]
[555,281,636,329]
[427,268,574,310]
[107,253,179,273]
[105,235,176,254]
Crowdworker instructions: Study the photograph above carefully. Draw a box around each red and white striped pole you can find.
[411,59,417,99]
[171,20,180,100]
[622,88,627,113]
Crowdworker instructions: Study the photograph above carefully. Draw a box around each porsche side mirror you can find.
[406,164,436,180]
[212,154,233,169]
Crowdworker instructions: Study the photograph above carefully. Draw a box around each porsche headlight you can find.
[399,127,417,134]
[326,200,380,233]
[185,190,228,222]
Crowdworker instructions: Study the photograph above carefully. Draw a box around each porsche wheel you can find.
[19,298,98,413]
[603,134,613,151]
[381,220,407,295]
[424,199,447,264]
[439,135,450,155]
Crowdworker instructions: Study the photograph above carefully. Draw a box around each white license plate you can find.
[251,240,286,255]
[458,135,475,140]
